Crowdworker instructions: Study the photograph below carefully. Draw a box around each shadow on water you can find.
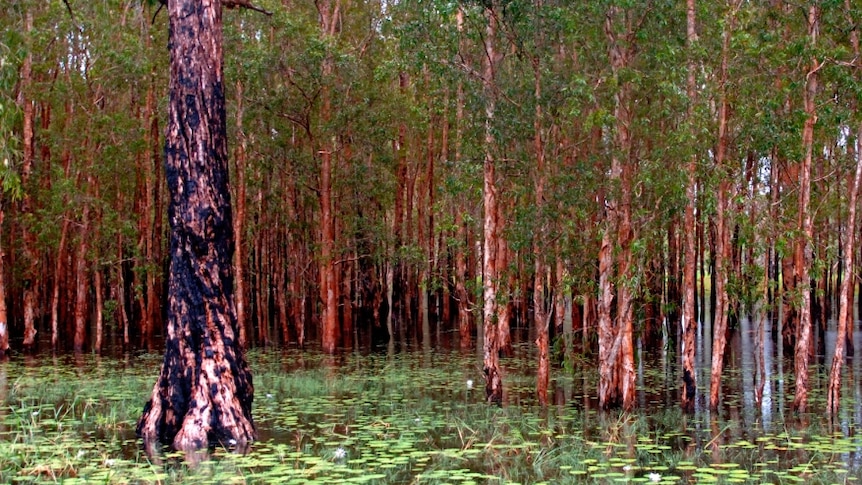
[2,313,862,482]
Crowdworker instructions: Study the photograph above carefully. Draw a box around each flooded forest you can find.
[3,0,862,450]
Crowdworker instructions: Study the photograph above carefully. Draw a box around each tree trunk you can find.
[94,264,104,353]
[19,9,38,350]
[680,0,698,414]
[233,80,248,348]
[0,208,8,357]
[826,119,861,416]
[117,232,130,348]
[708,2,736,411]
[481,3,503,404]
[532,43,550,406]
[318,0,340,354]
[598,5,637,411]
[496,231,512,356]
[793,4,819,414]
[146,85,162,349]
[73,197,90,353]
[454,6,471,350]
[137,0,256,451]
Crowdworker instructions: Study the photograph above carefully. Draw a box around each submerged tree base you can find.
[137,336,257,451]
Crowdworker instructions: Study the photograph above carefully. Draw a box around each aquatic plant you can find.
[0,348,861,483]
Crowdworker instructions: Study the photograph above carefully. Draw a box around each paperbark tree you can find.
[137,0,256,451]
[317,0,340,354]
[793,4,819,414]
[19,9,38,351]
[598,5,637,411]
[680,0,698,414]
[233,79,248,348]
[533,45,550,407]
[482,2,503,404]
[454,5,472,350]
[709,0,738,412]
[826,0,861,418]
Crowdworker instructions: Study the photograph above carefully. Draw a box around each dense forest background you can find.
[1,0,862,408]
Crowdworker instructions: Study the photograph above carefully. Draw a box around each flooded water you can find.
[1,313,862,483]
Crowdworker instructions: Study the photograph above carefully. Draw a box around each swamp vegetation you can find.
[3,331,862,483]
[6,0,862,477]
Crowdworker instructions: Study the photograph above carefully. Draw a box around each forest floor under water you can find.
[1,323,862,484]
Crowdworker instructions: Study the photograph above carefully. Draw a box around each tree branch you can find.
[223,0,273,16]
[152,0,273,23]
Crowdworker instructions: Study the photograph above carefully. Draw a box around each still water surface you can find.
[1,314,862,483]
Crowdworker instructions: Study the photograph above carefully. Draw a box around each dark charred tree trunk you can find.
[137,0,256,451]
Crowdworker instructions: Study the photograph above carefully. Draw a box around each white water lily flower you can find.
[649,472,662,482]
[466,379,473,390]
[334,447,346,460]
[104,459,115,467]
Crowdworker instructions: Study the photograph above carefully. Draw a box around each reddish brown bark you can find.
[51,106,74,350]
[709,1,737,411]
[680,0,698,414]
[598,5,636,411]
[454,210,471,348]
[137,0,255,451]
[19,9,38,350]
[533,45,550,406]
[496,230,512,356]
[793,4,819,414]
[481,3,503,404]
[73,184,90,353]
[826,2,861,417]
[827,124,860,416]
[94,264,104,353]
[318,0,340,354]
[146,79,163,348]
[233,79,248,348]
[454,6,471,350]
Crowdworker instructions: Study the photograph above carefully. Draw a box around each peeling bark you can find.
[793,4,819,414]
[681,0,698,414]
[318,0,340,354]
[481,3,503,405]
[826,1,862,418]
[708,0,740,412]
[598,5,636,411]
[19,10,38,351]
